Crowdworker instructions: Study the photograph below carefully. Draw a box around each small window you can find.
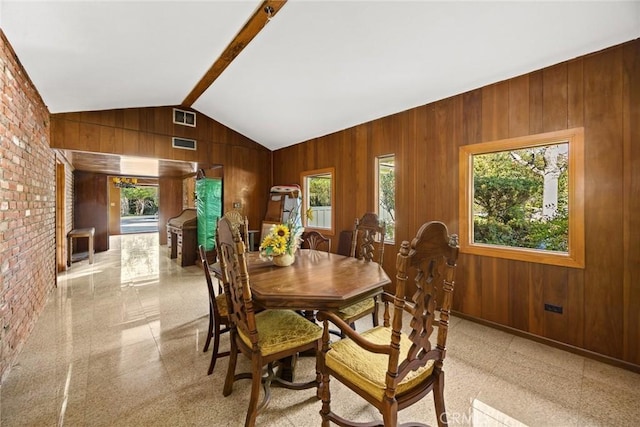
[459,128,584,268]
[301,167,335,235]
[376,154,395,243]
[173,108,196,127]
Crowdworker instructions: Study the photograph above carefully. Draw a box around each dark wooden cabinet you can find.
[167,209,197,266]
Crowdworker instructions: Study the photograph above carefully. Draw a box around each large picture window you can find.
[459,128,584,268]
[301,167,335,235]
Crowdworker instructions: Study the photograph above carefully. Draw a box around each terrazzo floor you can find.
[1,233,639,426]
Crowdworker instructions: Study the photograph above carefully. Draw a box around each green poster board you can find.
[196,178,222,251]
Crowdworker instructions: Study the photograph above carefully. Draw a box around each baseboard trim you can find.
[451,311,640,374]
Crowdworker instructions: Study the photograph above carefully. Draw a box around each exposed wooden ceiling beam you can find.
[181,0,287,107]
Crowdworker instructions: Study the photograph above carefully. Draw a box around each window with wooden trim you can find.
[376,154,395,243]
[301,167,335,235]
[459,128,584,268]
[173,108,196,127]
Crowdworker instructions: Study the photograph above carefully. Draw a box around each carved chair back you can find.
[301,230,331,253]
[216,217,259,350]
[222,210,249,250]
[350,212,386,264]
[384,221,459,390]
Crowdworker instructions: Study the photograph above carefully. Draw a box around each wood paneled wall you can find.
[73,172,109,252]
[273,39,640,368]
[159,177,183,244]
[50,106,273,240]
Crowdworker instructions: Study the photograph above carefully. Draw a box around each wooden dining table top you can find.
[210,249,390,311]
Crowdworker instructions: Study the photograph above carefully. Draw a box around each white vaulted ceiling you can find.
[1,1,639,152]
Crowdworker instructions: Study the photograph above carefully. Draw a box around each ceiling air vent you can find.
[173,108,196,127]
[172,137,197,151]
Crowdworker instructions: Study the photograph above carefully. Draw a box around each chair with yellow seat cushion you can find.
[198,245,231,375]
[335,212,386,333]
[317,221,459,427]
[216,217,323,427]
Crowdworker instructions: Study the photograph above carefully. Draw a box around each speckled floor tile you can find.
[2,233,639,427]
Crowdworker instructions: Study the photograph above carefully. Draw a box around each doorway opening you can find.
[115,178,159,234]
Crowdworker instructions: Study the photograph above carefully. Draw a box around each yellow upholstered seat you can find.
[238,309,322,357]
[337,297,375,320]
[215,293,228,318]
[325,326,434,401]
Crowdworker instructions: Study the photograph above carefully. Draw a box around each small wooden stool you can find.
[67,227,95,266]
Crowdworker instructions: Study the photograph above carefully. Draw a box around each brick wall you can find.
[0,31,56,380]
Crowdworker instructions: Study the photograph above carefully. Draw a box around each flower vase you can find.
[272,253,295,267]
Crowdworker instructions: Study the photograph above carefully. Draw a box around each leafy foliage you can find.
[121,187,158,216]
[378,156,395,240]
[472,146,569,251]
[379,169,395,221]
[308,176,331,206]
[473,176,536,223]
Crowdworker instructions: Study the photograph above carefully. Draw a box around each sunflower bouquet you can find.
[259,200,304,260]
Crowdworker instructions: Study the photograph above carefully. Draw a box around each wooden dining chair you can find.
[301,230,331,253]
[216,217,323,427]
[222,209,250,250]
[336,212,386,331]
[317,221,459,427]
[198,245,231,375]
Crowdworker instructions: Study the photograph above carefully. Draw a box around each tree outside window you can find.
[377,155,395,242]
[473,143,568,251]
[301,167,335,234]
[459,128,584,268]
[120,186,158,216]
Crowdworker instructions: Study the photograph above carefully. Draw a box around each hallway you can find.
[1,234,639,426]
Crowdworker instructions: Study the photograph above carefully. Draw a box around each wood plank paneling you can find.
[400,109,418,244]
[482,81,509,141]
[568,59,585,129]
[432,101,454,222]
[158,177,182,246]
[622,41,640,365]
[415,105,436,227]
[508,261,530,331]
[480,257,510,324]
[528,263,545,336]
[462,89,482,146]
[74,171,109,252]
[566,269,585,348]
[455,254,482,317]
[541,266,570,342]
[529,71,544,134]
[508,75,530,137]
[542,63,568,132]
[583,47,624,358]
[272,39,640,369]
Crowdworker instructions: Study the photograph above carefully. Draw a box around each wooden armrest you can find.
[316,311,391,356]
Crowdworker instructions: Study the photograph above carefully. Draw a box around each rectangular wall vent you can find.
[172,137,197,151]
[173,108,196,127]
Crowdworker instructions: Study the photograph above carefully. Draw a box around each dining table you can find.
[210,248,391,312]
